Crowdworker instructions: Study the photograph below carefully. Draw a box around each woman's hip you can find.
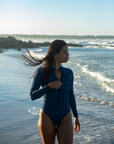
[38,109,72,127]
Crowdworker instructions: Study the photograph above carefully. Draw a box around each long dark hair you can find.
[22,39,67,83]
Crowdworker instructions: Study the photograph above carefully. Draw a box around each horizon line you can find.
[0,34,114,36]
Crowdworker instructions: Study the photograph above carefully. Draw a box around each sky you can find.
[0,0,114,35]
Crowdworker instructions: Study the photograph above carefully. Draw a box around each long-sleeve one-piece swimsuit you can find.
[30,65,78,126]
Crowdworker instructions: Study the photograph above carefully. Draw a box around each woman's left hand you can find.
[73,117,80,133]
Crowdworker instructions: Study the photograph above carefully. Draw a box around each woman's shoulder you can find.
[35,67,44,77]
[63,67,73,74]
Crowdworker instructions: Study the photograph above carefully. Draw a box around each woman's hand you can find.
[48,81,62,89]
[73,117,80,133]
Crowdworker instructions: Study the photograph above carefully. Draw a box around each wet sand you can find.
[0,50,43,144]
[0,49,61,144]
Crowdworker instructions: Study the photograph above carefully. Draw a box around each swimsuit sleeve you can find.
[69,70,78,117]
[30,68,51,101]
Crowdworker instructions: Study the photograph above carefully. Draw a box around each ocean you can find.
[0,37,114,144]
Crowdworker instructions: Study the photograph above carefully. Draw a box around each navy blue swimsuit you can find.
[30,65,78,125]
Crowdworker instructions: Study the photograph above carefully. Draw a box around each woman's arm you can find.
[69,70,78,117]
[69,70,80,132]
[30,68,51,101]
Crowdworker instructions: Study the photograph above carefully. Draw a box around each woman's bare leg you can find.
[57,111,73,144]
[38,110,56,144]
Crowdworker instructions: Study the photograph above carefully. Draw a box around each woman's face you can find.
[54,45,69,63]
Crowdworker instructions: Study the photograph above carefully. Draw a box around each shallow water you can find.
[0,42,114,143]
[27,45,114,144]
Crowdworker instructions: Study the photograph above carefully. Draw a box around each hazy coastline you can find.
[0,34,114,40]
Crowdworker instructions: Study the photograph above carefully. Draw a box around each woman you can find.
[23,40,80,144]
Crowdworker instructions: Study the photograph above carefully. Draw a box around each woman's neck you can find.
[52,64,61,67]
[52,62,61,68]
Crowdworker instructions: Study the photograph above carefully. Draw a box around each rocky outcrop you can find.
[0,36,82,49]
[0,36,39,49]
[0,50,3,53]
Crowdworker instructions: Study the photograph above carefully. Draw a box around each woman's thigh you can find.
[38,110,57,144]
[57,111,73,144]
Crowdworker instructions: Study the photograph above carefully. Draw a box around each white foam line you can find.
[76,95,114,107]
[82,66,114,83]
[74,81,83,87]
[28,109,38,116]
[69,61,114,94]
[68,61,82,67]
[28,107,41,116]
[101,83,114,93]
[82,66,114,93]
[35,49,43,51]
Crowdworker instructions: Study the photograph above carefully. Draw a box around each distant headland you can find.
[0,36,82,49]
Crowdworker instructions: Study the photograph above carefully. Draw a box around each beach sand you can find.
[0,50,43,144]
[0,103,42,144]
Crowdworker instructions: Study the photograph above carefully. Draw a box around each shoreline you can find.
[0,36,83,49]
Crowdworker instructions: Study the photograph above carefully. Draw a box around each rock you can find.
[0,36,83,49]
[0,50,3,53]
[0,36,38,49]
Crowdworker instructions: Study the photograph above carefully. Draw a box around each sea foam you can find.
[69,61,114,94]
